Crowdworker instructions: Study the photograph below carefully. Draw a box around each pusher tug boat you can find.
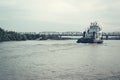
[77,22,103,43]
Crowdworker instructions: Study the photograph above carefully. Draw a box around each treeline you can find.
[0,27,40,42]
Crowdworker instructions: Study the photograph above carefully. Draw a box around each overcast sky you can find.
[0,0,120,32]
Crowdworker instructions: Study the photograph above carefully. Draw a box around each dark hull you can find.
[77,38,103,43]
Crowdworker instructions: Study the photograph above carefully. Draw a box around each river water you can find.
[0,40,120,80]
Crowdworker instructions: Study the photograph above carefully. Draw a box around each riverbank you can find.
[0,27,40,42]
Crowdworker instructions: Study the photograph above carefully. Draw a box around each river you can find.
[0,40,120,80]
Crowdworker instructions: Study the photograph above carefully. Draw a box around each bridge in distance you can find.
[21,31,120,39]
[37,32,120,36]
[21,31,120,36]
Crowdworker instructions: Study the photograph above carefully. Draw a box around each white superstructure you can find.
[85,22,102,40]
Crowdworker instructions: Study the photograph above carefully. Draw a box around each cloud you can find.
[0,0,120,32]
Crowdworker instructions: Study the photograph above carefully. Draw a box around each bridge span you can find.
[20,32,120,40]
[38,32,120,40]
[38,32,120,36]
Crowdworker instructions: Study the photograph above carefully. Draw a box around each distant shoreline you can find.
[0,27,120,42]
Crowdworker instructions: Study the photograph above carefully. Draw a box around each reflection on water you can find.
[0,40,120,80]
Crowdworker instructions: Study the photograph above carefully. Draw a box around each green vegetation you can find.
[0,27,40,42]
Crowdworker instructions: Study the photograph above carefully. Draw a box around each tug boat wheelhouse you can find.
[77,22,103,43]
